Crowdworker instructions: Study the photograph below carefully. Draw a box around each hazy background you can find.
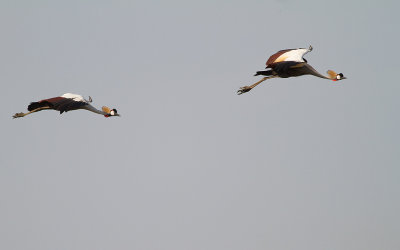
[1,0,399,250]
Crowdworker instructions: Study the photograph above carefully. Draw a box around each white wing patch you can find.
[275,48,310,63]
[61,93,86,102]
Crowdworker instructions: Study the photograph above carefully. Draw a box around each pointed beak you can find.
[341,76,347,80]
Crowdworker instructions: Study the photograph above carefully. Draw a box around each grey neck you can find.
[84,104,108,115]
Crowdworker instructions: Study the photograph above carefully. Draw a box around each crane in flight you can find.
[237,45,346,95]
[13,93,120,118]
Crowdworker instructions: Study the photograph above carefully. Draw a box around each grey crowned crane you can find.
[237,45,346,95]
[13,93,120,118]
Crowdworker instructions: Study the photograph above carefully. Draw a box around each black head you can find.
[336,73,346,80]
[110,108,120,117]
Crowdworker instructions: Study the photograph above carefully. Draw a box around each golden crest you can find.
[102,106,111,114]
[327,70,337,79]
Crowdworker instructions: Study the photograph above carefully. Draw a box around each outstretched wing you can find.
[266,49,292,67]
[28,96,88,114]
[267,48,311,67]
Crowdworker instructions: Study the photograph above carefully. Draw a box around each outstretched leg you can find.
[237,76,277,95]
[12,107,50,119]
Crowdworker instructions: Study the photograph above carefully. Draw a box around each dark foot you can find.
[12,112,25,119]
[237,86,252,95]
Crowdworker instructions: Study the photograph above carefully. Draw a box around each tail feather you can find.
[254,70,273,76]
[27,101,50,111]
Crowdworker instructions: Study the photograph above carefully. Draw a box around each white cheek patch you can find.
[336,75,341,80]
[110,110,115,115]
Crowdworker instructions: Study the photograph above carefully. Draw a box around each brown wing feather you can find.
[266,49,292,67]
[28,96,88,113]
[27,97,64,111]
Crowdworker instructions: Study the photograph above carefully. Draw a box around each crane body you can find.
[237,46,346,95]
[13,93,120,118]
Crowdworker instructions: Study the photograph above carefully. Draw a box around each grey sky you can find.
[1,1,399,250]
